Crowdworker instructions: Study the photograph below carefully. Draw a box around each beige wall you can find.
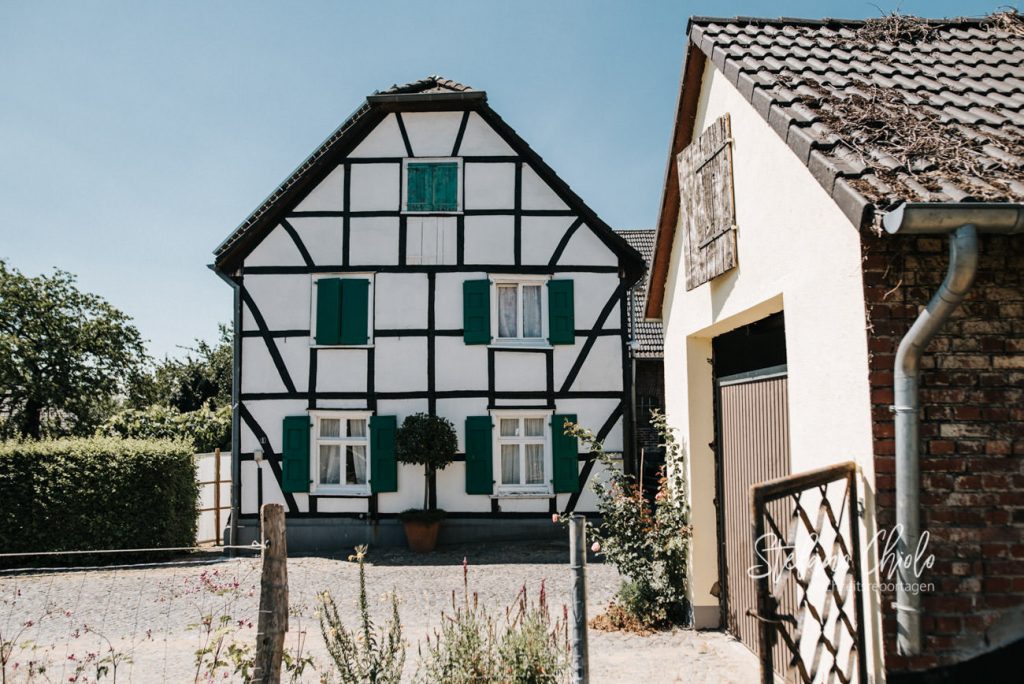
[660,60,880,665]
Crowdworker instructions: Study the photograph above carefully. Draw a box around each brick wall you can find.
[862,231,1024,673]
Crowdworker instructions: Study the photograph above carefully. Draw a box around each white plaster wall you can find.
[458,112,515,156]
[315,498,368,514]
[464,215,515,264]
[561,226,618,267]
[570,273,620,330]
[239,399,308,453]
[435,272,480,329]
[555,398,623,453]
[374,337,428,393]
[435,338,488,391]
[520,216,574,265]
[316,348,369,393]
[402,111,463,157]
[555,336,622,393]
[436,463,493,512]
[294,165,345,211]
[245,225,306,267]
[658,61,876,634]
[464,162,516,210]
[349,217,400,266]
[349,113,406,157]
[243,275,311,331]
[289,217,344,266]
[521,165,568,211]
[349,162,400,211]
[375,273,429,329]
[240,337,308,394]
[241,461,259,514]
[493,351,546,392]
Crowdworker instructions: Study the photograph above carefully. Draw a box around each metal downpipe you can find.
[212,267,243,554]
[893,224,978,655]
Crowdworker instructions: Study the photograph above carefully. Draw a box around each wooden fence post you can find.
[214,448,222,546]
[253,503,288,683]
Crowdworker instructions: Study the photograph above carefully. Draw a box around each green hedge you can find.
[0,437,198,557]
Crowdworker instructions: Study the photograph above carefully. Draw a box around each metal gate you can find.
[716,366,792,667]
[749,462,868,684]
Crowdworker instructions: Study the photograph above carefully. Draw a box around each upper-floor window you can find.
[491,275,548,345]
[311,274,374,346]
[403,159,461,213]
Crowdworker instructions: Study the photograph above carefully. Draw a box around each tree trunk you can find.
[22,398,42,439]
[423,464,430,511]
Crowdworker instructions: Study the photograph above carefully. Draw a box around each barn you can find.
[646,15,1024,682]
[212,76,645,550]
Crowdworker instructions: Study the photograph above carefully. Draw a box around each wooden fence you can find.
[195,449,231,545]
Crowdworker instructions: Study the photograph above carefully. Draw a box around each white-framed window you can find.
[493,410,552,494]
[311,410,372,494]
[309,273,375,347]
[490,275,549,346]
[402,158,463,214]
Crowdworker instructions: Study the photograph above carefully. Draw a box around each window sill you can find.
[309,343,375,349]
[491,491,554,499]
[488,342,552,350]
[402,210,463,216]
[311,488,371,497]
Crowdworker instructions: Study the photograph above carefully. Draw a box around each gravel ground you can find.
[0,541,758,683]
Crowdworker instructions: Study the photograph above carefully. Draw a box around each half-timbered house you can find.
[213,76,644,550]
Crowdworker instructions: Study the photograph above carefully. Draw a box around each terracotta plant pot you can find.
[402,519,441,553]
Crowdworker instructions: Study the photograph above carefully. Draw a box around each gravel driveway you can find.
[0,541,757,683]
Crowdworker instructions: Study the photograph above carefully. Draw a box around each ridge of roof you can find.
[378,75,476,94]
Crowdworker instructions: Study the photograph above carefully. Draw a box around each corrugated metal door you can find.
[717,367,791,668]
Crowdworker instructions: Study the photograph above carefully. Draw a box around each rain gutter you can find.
[881,202,1023,655]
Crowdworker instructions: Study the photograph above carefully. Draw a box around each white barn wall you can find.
[659,59,878,653]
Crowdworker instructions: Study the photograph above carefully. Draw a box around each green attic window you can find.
[406,161,459,212]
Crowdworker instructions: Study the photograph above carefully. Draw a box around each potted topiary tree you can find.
[395,412,458,552]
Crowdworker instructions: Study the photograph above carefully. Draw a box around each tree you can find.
[128,325,232,412]
[395,413,458,511]
[0,261,148,438]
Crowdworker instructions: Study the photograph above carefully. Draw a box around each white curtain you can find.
[320,445,341,484]
[348,445,367,484]
[523,286,541,338]
[498,286,517,337]
[525,444,544,484]
[501,444,520,484]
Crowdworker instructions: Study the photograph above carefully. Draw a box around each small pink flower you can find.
[655,491,665,501]
[591,542,601,553]
[551,514,560,523]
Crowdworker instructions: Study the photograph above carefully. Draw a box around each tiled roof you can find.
[619,229,664,358]
[688,14,1024,227]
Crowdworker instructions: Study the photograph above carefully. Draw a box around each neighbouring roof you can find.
[618,228,663,358]
[213,75,645,281]
[646,13,1024,318]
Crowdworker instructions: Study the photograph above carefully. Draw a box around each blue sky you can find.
[0,0,1008,359]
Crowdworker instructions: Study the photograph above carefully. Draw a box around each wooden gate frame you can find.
[749,461,869,684]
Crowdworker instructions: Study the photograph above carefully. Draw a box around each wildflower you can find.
[591,542,601,553]
[551,513,560,523]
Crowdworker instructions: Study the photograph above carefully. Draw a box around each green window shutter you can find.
[281,416,311,493]
[316,278,342,345]
[463,279,491,345]
[432,162,458,211]
[407,163,432,211]
[340,278,370,345]
[465,416,494,494]
[551,413,580,493]
[370,415,398,493]
[547,280,575,345]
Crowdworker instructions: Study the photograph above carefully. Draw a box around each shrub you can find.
[416,559,569,683]
[98,401,230,453]
[395,413,458,511]
[318,546,404,684]
[0,437,198,557]
[563,410,692,630]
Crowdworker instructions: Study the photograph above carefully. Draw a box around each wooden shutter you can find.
[547,280,575,345]
[465,416,494,494]
[407,163,432,211]
[340,278,370,345]
[281,415,311,493]
[551,413,580,493]
[369,415,398,493]
[432,162,458,211]
[315,278,342,345]
[463,279,491,344]
[678,114,737,290]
